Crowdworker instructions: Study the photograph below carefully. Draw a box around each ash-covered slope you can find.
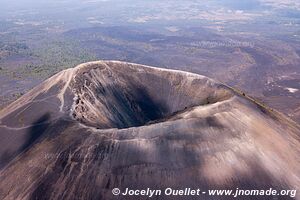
[0,61,299,200]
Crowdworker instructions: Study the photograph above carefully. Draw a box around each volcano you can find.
[0,61,299,200]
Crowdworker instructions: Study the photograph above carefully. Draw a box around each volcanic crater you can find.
[0,61,299,200]
[70,62,232,129]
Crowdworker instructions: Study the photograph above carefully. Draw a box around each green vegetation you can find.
[0,35,97,78]
[20,39,97,78]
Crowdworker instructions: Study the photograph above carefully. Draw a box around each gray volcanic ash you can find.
[0,61,299,200]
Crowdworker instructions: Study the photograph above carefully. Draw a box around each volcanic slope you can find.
[0,61,299,200]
